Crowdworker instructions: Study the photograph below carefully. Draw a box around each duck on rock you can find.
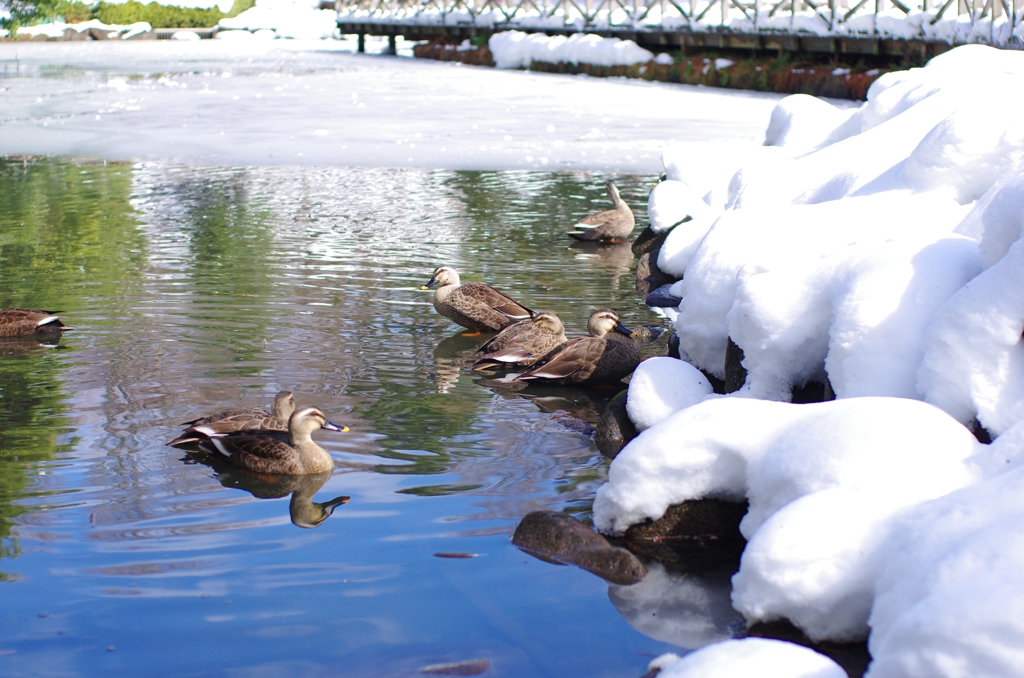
[167,391,296,446]
[471,311,567,372]
[421,265,533,333]
[513,309,640,386]
[566,182,635,242]
[197,406,348,475]
[0,308,74,336]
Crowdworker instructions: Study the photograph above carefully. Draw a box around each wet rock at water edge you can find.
[623,499,747,571]
[513,510,647,585]
[724,337,746,393]
[644,284,682,309]
[635,248,676,297]
[595,390,637,459]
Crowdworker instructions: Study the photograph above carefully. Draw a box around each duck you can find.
[421,265,533,333]
[471,311,567,372]
[197,406,348,475]
[0,308,74,337]
[512,309,641,386]
[566,182,635,241]
[167,391,295,446]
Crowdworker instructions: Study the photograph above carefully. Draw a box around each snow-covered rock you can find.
[596,397,981,641]
[649,638,845,678]
[625,357,713,430]
[489,31,654,69]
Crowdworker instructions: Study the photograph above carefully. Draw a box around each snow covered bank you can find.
[3,19,152,40]
[651,45,1024,424]
[605,43,1024,676]
[489,30,665,69]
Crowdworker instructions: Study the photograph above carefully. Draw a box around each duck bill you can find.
[420,277,438,291]
[321,421,349,432]
[615,321,634,337]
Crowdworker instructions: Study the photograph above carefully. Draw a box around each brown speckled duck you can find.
[566,182,635,241]
[471,311,567,372]
[0,308,74,337]
[197,407,348,475]
[167,391,296,446]
[421,265,533,333]
[513,309,640,386]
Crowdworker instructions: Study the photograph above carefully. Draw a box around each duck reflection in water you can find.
[0,333,68,356]
[430,330,490,394]
[184,454,351,529]
[477,378,624,436]
[567,239,635,290]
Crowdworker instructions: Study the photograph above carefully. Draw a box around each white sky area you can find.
[0,40,783,171]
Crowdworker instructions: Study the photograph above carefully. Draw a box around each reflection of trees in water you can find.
[0,161,667,548]
[0,158,143,567]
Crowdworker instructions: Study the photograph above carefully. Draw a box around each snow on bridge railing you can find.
[336,0,1024,47]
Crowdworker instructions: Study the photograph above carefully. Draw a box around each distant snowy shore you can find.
[610,43,1024,677]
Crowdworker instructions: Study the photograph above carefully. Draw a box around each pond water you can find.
[0,157,747,677]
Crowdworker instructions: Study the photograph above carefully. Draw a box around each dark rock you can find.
[86,27,112,40]
[513,510,647,585]
[632,223,680,258]
[595,390,638,459]
[62,28,88,41]
[645,284,681,308]
[724,337,746,393]
[624,499,748,543]
[970,418,992,444]
[622,499,748,572]
[635,248,676,297]
[667,331,681,359]
[791,380,830,403]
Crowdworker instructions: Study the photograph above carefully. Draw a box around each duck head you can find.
[271,391,296,421]
[289,407,349,436]
[587,308,633,338]
[532,311,565,335]
[420,265,460,290]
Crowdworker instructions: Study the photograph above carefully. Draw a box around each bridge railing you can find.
[337,0,1023,47]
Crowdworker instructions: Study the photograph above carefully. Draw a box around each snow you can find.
[599,43,1024,677]
[489,31,662,69]
[597,398,982,642]
[625,357,713,430]
[648,639,845,678]
[0,41,779,171]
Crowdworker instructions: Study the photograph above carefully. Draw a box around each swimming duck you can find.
[421,265,533,333]
[197,406,348,475]
[566,182,635,241]
[472,311,567,372]
[167,391,295,446]
[513,309,640,386]
[0,308,74,337]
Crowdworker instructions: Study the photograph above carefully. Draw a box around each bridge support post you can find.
[388,34,397,54]
[358,32,365,53]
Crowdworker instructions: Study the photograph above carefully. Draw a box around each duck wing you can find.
[168,411,288,446]
[457,283,533,322]
[514,337,604,382]
[568,206,635,241]
[0,308,69,337]
[181,407,269,427]
[475,318,533,354]
[198,433,303,474]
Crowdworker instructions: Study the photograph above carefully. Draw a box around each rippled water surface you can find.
[0,157,741,677]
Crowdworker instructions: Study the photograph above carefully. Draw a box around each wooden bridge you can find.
[336,0,1023,58]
